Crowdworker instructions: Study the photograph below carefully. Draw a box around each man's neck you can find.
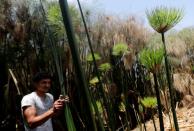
[35,91,46,98]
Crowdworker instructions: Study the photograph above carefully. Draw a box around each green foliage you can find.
[146,6,184,33]
[139,48,164,73]
[47,2,81,38]
[89,76,99,85]
[141,97,157,108]
[47,3,64,37]
[86,53,101,62]
[112,42,129,56]
[98,62,111,72]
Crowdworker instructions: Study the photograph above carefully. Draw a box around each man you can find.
[21,72,68,131]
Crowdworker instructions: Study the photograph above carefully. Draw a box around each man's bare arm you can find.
[23,106,54,128]
[23,99,65,128]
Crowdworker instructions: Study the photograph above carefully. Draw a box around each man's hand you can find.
[53,99,64,111]
[52,95,69,113]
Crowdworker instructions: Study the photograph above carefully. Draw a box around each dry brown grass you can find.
[89,14,150,62]
[173,73,194,97]
[166,36,187,59]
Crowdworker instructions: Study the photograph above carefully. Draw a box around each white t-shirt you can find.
[21,92,54,131]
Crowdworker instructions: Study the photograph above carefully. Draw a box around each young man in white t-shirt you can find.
[21,72,68,131]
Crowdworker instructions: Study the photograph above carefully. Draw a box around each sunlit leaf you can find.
[141,97,157,108]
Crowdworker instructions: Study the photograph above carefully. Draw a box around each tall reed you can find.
[40,0,76,130]
[146,6,184,131]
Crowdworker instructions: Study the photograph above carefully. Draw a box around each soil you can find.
[132,106,194,131]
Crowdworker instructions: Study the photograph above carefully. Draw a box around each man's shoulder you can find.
[21,92,36,107]
[22,92,35,99]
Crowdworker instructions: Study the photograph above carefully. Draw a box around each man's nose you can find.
[45,83,50,87]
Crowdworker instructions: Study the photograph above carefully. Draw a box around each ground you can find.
[133,106,194,131]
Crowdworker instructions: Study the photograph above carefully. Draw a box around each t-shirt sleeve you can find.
[21,95,35,108]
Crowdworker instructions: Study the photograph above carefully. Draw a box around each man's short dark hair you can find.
[32,72,52,83]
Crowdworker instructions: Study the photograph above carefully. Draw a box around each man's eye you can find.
[40,80,51,84]
[42,81,50,84]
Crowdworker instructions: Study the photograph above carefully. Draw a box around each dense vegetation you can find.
[1,0,194,130]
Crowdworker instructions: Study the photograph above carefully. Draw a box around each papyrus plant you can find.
[112,42,129,56]
[141,97,157,131]
[146,6,184,131]
[139,48,164,131]
[58,0,107,130]
[146,7,183,33]
[40,0,77,130]
[112,42,132,130]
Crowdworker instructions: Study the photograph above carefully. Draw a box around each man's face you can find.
[36,79,51,93]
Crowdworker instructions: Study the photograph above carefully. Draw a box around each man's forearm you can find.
[27,108,55,128]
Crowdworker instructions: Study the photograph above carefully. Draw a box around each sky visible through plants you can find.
[68,0,194,31]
